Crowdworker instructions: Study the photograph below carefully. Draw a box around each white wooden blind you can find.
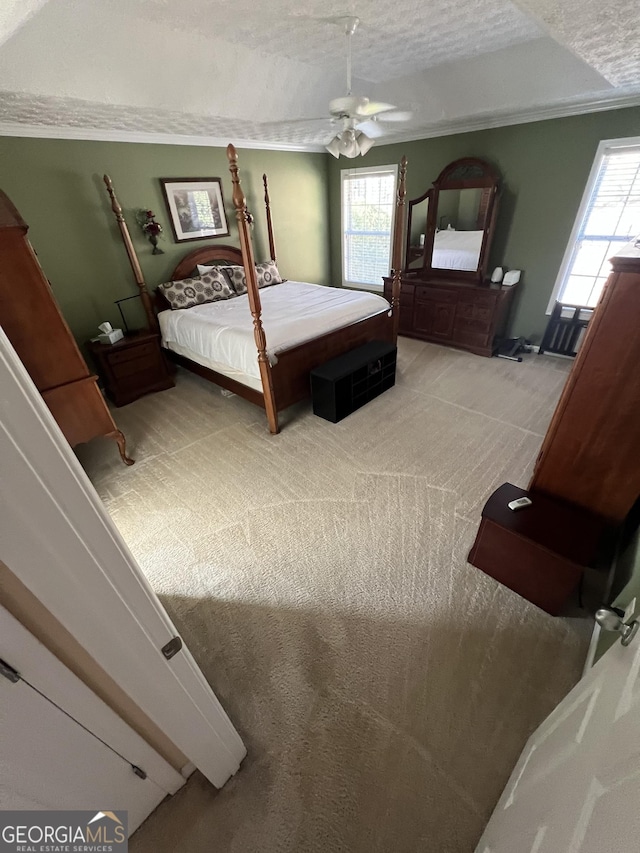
[342,165,397,288]
[559,144,640,307]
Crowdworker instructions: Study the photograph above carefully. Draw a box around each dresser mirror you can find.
[406,191,431,270]
[405,157,500,283]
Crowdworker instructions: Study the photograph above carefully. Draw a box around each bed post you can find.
[262,174,277,264]
[103,175,158,333]
[389,156,408,344]
[227,145,279,435]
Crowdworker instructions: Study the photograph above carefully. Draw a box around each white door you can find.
[476,622,640,852]
[0,328,245,787]
[1,606,184,832]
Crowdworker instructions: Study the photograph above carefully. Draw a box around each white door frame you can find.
[0,328,246,787]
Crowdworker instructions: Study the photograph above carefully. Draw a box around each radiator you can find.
[539,302,594,357]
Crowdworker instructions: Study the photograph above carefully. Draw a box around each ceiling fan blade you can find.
[375,110,413,123]
[276,117,331,125]
[355,100,397,117]
[354,120,387,139]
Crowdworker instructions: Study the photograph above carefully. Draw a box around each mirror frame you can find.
[405,157,500,284]
[404,188,433,272]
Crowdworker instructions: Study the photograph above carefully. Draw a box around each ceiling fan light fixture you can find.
[356,131,375,156]
[325,136,342,158]
[326,128,375,159]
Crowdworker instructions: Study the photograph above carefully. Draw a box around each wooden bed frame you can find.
[105,146,407,434]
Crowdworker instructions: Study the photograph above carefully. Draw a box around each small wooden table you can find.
[88,330,175,407]
[468,483,608,615]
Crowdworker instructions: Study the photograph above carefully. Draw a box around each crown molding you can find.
[373,92,640,147]
[0,122,327,152]
[0,92,637,152]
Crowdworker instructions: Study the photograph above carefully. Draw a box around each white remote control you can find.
[508,497,532,511]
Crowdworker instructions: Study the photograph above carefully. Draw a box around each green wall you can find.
[328,107,640,340]
[0,137,330,344]
[2,106,639,348]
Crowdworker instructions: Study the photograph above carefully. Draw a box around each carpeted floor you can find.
[77,338,592,853]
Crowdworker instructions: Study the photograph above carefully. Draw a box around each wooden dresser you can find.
[383,276,517,356]
[529,247,640,524]
[0,190,133,465]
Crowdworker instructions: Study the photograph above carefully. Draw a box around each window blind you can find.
[560,144,640,307]
[342,166,397,287]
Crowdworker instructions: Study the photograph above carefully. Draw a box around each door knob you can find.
[595,607,639,647]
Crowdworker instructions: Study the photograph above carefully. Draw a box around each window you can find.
[341,164,397,291]
[549,138,640,310]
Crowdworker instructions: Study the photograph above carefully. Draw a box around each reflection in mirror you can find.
[432,188,490,271]
[407,196,429,269]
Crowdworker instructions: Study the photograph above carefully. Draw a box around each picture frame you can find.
[160,177,230,243]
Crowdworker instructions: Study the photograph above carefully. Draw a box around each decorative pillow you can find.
[224,261,283,295]
[159,269,234,310]
[223,265,248,295]
[256,260,283,289]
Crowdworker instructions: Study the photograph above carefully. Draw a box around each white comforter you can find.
[159,281,390,380]
[432,229,483,271]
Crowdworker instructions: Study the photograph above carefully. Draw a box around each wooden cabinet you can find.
[88,331,174,407]
[0,190,133,465]
[383,276,517,356]
[468,483,606,615]
[529,248,640,524]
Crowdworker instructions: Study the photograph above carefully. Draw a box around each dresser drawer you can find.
[458,299,494,323]
[469,294,495,308]
[400,282,415,302]
[415,286,457,304]
[114,365,164,391]
[457,301,475,320]
[108,341,157,365]
[111,352,160,379]
[455,316,492,335]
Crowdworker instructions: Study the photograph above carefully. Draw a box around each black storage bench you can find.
[310,340,397,423]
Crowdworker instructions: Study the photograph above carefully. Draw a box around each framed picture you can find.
[160,177,230,243]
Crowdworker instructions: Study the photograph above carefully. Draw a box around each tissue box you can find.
[98,328,124,345]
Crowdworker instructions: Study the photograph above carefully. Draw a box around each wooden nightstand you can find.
[88,330,175,407]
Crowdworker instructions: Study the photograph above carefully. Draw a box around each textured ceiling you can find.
[515,0,640,87]
[0,0,637,148]
[0,0,51,47]
[132,0,543,82]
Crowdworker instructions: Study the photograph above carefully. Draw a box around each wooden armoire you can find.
[0,190,133,465]
[529,246,640,524]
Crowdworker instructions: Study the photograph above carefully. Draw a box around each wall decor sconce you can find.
[136,208,164,254]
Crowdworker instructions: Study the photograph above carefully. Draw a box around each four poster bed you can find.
[105,145,407,434]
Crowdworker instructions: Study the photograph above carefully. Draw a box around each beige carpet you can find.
[77,338,592,853]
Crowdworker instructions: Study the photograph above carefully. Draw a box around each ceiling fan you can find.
[324,17,412,158]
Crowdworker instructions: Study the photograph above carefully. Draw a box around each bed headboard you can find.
[170,244,244,280]
[154,244,245,312]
